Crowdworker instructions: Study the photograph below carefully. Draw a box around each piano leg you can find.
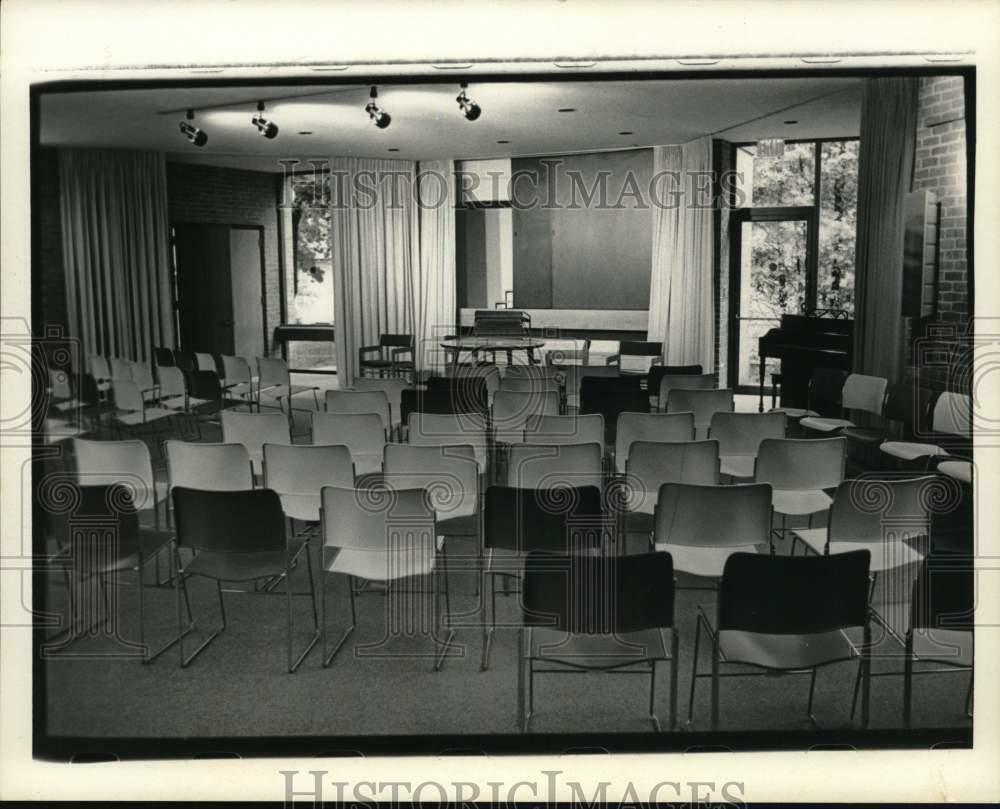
[758,360,765,413]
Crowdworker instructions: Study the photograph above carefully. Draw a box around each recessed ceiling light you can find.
[784,120,798,125]
[618,131,634,135]
[298,131,313,135]
[387,148,400,152]
[496,139,510,144]
[558,107,576,113]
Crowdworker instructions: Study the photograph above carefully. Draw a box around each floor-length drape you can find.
[330,157,418,382]
[414,160,456,374]
[59,149,174,364]
[647,137,715,371]
[852,77,919,381]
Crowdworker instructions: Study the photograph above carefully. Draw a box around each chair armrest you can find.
[606,354,620,366]
[359,345,382,357]
[650,357,663,366]
[391,346,413,358]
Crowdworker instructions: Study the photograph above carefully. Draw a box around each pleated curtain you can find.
[647,137,715,371]
[414,160,456,374]
[330,157,418,383]
[852,77,919,381]
[58,149,174,364]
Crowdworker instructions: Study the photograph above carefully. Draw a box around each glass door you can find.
[728,209,817,393]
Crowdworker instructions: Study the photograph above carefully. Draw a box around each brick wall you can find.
[907,75,970,392]
[165,161,284,355]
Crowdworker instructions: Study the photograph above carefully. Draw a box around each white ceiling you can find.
[39,76,862,172]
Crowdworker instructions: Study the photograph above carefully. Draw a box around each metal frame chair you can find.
[519,550,678,732]
[708,411,787,480]
[606,340,663,375]
[689,550,872,729]
[257,356,321,416]
[108,379,176,448]
[482,485,608,671]
[358,333,415,379]
[407,412,490,476]
[800,373,888,435]
[311,411,385,477]
[319,484,452,670]
[656,373,715,412]
[351,377,410,437]
[221,410,292,478]
[325,389,392,439]
[771,367,847,421]
[264,443,355,525]
[881,391,972,464]
[665,388,734,440]
[171,487,320,673]
[219,354,257,410]
[614,412,696,475]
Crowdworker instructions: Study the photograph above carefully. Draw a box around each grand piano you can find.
[757,311,853,412]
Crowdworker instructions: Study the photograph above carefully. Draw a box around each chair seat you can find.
[910,628,973,667]
[224,382,254,398]
[718,627,859,670]
[185,538,307,582]
[829,538,926,573]
[843,426,888,444]
[772,488,833,517]
[880,441,947,461]
[625,510,654,535]
[655,542,760,579]
[437,513,480,537]
[529,627,668,670]
[86,528,174,574]
[769,407,818,420]
[159,395,189,411]
[800,416,853,432]
[360,359,394,369]
[938,460,972,484]
[720,455,755,479]
[352,453,382,476]
[116,408,175,426]
[325,537,443,581]
[791,527,828,555]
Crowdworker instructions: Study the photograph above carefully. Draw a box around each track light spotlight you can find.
[252,101,279,139]
[179,110,208,147]
[456,83,481,121]
[365,86,391,129]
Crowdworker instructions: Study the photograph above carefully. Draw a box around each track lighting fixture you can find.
[179,110,208,147]
[252,101,279,139]
[365,86,391,129]
[456,83,481,121]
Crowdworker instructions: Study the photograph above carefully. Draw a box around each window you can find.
[729,139,859,390]
[283,171,334,371]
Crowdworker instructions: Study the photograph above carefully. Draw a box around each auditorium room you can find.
[30,68,974,755]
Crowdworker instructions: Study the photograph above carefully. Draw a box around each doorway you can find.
[172,223,267,359]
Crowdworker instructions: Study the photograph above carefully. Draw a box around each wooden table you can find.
[440,337,546,368]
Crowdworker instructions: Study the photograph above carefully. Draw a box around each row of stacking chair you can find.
[47,449,970,730]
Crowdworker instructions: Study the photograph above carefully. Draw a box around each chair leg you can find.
[860,626,872,728]
[433,547,456,672]
[669,629,679,731]
[688,614,703,724]
[287,551,321,673]
[806,667,819,724]
[711,632,721,731]
[964,675,973,718]
[481,571,497,671]
[903,648,914,730]
[323,574,357,667]
[143,554,193,664]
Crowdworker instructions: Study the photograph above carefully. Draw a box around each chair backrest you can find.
[625,440,720,514]
[808,367,849,415]
[654,482,772,548]
[492,390,561,443]
[448,363,502,399]
[129,361,155,391]
[708,411,787,457]
[173,487,284,554]
[425,376,489,414]
[258,356,290,388]
[221,355,252,385]
[351,377,409,424]
[666,388,734,439]
[841,373,888,417]
[407,412,489,471]
[326,390,391,434]
[263,443,354,496]
[44,483,140,564]
[89,355,111,380]
[754,437,846,491]
[185,369,222,401]
[320,485,434,555]
[560,364,618,401]
[718,550,870,634]
[523,551,675,633]
[221,410,291,465]
[194,352,217,372]
[72,438,156,511]
[617,340,663,374]
[615,412,696,473]
[485,485,606,552]
[580,376,649,423]
[380,333,414,349]
[525,413,605,447]
[157,365,187,399]
[931,391,972,437]
[648,364,704,396]
[505,442,603,489]
[657,373,715,407]
[311,412,385,466]
[826,475,936,548]
[910,552,974,633]
[545,340,591,368]
[498,375,561,395]
[111,379,144,412]
[153,347,176,367]
[164,440,254,492]
[109,358,133,381]
[383,443,479,519]
[174,350,197,373]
